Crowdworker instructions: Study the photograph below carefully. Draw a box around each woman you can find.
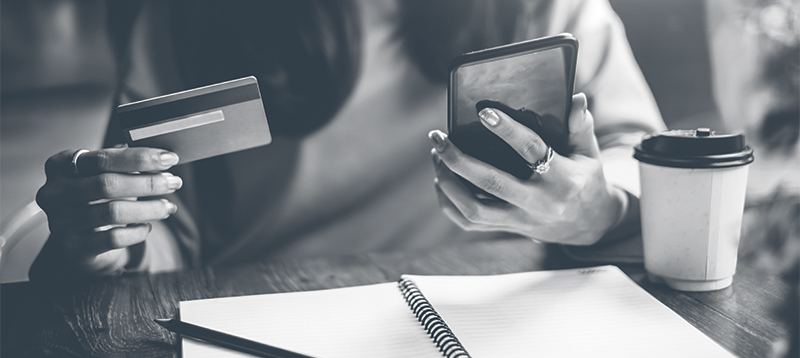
[31,0,665,279]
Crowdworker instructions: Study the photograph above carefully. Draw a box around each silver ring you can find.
[528,146,554,174]
[71,149,90,176]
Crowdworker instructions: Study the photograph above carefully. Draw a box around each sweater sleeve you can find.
[561,0,667,196]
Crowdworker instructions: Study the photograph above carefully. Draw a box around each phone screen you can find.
[448,35,577,179]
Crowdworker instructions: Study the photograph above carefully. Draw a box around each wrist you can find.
[607,185,630,231]
[561,184,627,246]
[597,185,640,244]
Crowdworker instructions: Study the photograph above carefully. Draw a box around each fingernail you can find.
[428,130,448,152]
[478,108,500,127]
[164,173,183,190]
[160,152,179,167]
[161,199,178,215]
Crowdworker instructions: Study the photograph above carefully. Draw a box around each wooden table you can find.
[1,238,792,357]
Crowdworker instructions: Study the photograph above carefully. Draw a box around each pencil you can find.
[154,318,315,358]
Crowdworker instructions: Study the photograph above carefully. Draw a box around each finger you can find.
[432,149,478,204]
[80,147,180,174]
[432,150,482,212]
[80,199,177,230]
[432,152,512,226]
[477,107,551,165]
[567,93,601,158]
[36,172,182,210]
[44,150,83,178]
[77,223,152,257]
[429,130,528,204]
[36,182,62,212]
[434,184,493,232]
[43,214,73,236]
[68,172,183,203]
[46,148,180,178]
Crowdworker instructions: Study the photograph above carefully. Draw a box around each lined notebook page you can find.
[180,283,442,358]
[405,266,735,358]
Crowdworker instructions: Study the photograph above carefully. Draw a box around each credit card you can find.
[116,76,271,164]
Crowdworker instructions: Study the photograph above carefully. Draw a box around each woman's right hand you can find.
[35,147,182,276]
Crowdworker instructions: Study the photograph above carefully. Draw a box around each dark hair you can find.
[169,0,361,137]
[164,0,525,137]
[397,0,523,83]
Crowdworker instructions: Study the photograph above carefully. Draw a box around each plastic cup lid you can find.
[634,128,754,168]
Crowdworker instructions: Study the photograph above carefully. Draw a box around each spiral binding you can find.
[398,279,471,358]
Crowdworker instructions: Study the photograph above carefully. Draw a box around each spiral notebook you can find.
[179,266,734,357]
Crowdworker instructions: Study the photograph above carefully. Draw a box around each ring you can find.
[528,146,554,175]
[71,149,90,176]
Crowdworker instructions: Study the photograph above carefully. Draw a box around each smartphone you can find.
[447,33,578,180]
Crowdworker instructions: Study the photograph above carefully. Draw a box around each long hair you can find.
[397,0,523,83]
[168,0,361,137]
[171,0,526,136]
[109,0,528,137]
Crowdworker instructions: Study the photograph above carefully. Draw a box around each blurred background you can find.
[1,0,797,291]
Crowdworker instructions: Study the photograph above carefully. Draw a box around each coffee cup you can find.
[634,128,754,291]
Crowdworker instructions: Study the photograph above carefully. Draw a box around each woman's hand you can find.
[35,147,182,275]
[430,93,628,245]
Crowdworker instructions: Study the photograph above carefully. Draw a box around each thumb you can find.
[567,93,601,158]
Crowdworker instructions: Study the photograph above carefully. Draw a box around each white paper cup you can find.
[634,128,754,291]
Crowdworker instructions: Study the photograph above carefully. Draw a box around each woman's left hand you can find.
[429,93,628,245]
